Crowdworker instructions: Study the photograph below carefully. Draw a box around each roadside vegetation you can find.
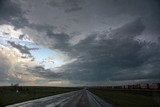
[0,86,81,106]
[89,88,160,107]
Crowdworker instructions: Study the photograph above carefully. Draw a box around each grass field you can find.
[0,86,81,107]
[1,86,160,107]
[89,88,160,107]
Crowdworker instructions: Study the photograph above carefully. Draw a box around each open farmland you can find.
[89,88,160,107]
[0,86,81,107]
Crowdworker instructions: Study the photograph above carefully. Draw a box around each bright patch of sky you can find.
[0,24,64,70]
[30,47,64,69]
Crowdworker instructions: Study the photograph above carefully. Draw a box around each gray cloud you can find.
[109,19,145,40]
[0,53,11,81]
[19,34,25,40]
[7,41,38,57]
[23,0,160,42]
[0,52,23,84]
[45,30,71,52]
[29,24,57,32]
[1,0,160,85]
[0,0,28,28]
[28,19,160,85]
[48,0,85,13]
[27,66,62,81]
[64,0,84,13]
[70,19,159,82]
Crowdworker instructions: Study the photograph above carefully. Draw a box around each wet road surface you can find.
[7,89,113,107]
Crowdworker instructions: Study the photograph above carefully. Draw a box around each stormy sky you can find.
[0,0,160,86]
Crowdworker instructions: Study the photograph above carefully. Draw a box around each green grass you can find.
[0,86,81,107]
[89,89,160,107]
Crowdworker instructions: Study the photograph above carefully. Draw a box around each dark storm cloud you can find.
[28,66,62,80]
[109,19,145,39]
[45,29,71,52]
[30,66,45,72]
[25,23,71,52]
[19,34,25,40]
[1,0,160,85]
[71,20,160,82]
[29,24,57,32]
[7,41,38,57]
[0,0,28,28]
[29,19,160,84]
[64,0,83,13]
[48,0,85,13]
